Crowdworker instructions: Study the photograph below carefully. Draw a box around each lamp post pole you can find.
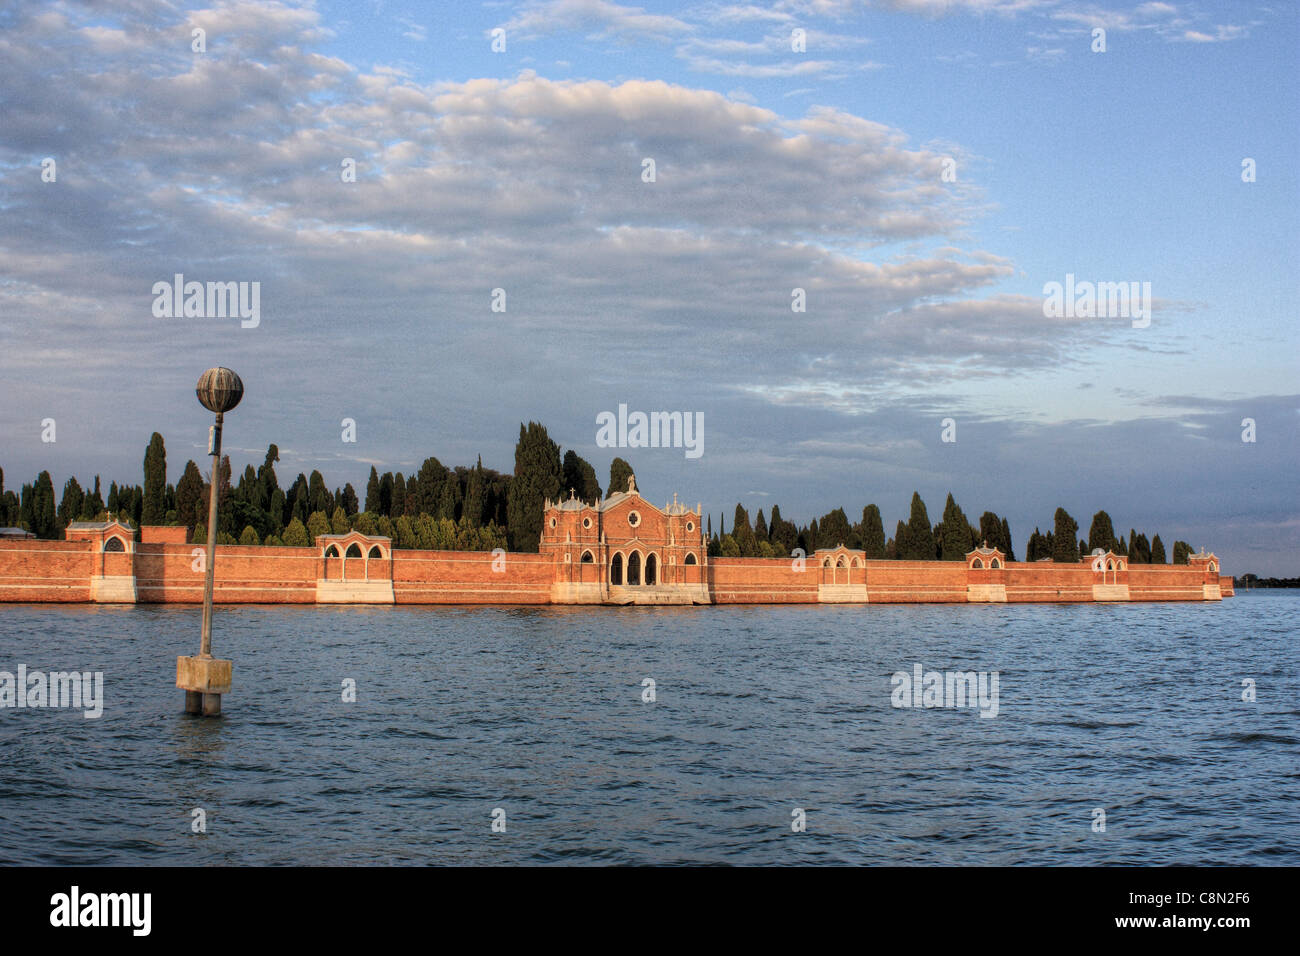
[178,367,243,717]
[199,410,223,659]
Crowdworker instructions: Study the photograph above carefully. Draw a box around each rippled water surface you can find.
[0,594,1296,865]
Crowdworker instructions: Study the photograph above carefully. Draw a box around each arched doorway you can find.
[627,551,642,586]
[645,552,657,585]
[610,552,624,585]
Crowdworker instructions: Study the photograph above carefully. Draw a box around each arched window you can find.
[580,550,594,563]
[368,545,383,559]
[103,536,125,553]
[324,545,340,558]
[972,557,984,569]
[346,543,362,558]
[1106,559,1115,571]
[851,557,862,568]
[684,552,697,565]
[610,553,624,585]
[627,551,642,586]
[991,558,1002,569]
[822,558,832,568]
[1208,562,1217,573]
[645,553,657,585]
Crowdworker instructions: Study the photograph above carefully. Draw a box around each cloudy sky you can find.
[1,0,1296,573]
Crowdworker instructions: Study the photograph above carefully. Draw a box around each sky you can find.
[0,0,1296,574]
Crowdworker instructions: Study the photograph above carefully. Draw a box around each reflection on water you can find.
[0,595,1296,865]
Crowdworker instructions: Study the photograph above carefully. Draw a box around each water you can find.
[0,595,1296,865]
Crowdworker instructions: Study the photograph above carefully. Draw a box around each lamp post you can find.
[177,367,243,717]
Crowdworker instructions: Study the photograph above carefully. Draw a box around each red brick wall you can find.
[393,549,553,604]
[0,539,1233,605]
[140,526,189,544]
[134,543,318,603]
[0,539,95,602]
[709,558,818,603]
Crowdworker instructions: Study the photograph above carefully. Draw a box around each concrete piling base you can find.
[177,655,233,718]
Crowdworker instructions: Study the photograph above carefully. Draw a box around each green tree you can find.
[938,493,973,560]
[142,432,167,525]
[1087,510,1117,554]
[1052,508,1079,562]
[84,476,104,519]
[30,471,57,538]
[415,457,448,515]
[719,534,740,557]
[57,476,85,530]
[339,483,359,517]
[364,466,381,514]
[1172,540,1193,564]
[732,504,757,556]
[306,510,331,545]
[562,450,602,503]
[818,507,852,549]
[1129,530,1151,564]
[391,473,407,518]
[437,474,463,522]
[464,457,487,526]
[978,511,1003,552]
[330,506,349,535]
[175,460,205,533]
[861,505,886,558]
[902,492,935,560]
[754,508,768,543]
[607,457,634,498]
[1150,534,1167,564]
[1001,517,1016,561]
[239,525,260,546]
[507,422,563,552]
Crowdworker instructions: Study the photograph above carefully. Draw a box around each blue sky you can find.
[0,0,1296,573]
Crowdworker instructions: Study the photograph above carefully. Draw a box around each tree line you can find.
[707,493,1193,565]
[0,422,633,554]
[1,427,1194,563]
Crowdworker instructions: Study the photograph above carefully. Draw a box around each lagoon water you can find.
[0,595,1296,865]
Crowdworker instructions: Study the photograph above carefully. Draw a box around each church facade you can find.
[538,476,710,604]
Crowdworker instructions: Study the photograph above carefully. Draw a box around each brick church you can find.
[538,475,710,604]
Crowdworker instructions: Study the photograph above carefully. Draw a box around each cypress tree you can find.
[141,432,167,525]
[754,509,768,543]
[364,466,381,514]
[818,507,852,548]
[340,483,359,517]
[1000,517,1015,561]
[733,504,757,556]
[939,493,972,560]
[607,457,634,498]
[57,476,84,530]
[861,504,886,558]
[1087,511,1116,553]
[392,473,407,518]
[506,422,562,552]
[978,511,1002,551]
[415,457,448,515]
[464,457,486,527]
[562,450,602,502]
[175,460,205,532]
[1150,534,1167,564]
[32,471,57,538]
[1051,508,1079,562]
[1173,540,1192,564]
[903,492,934,560]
